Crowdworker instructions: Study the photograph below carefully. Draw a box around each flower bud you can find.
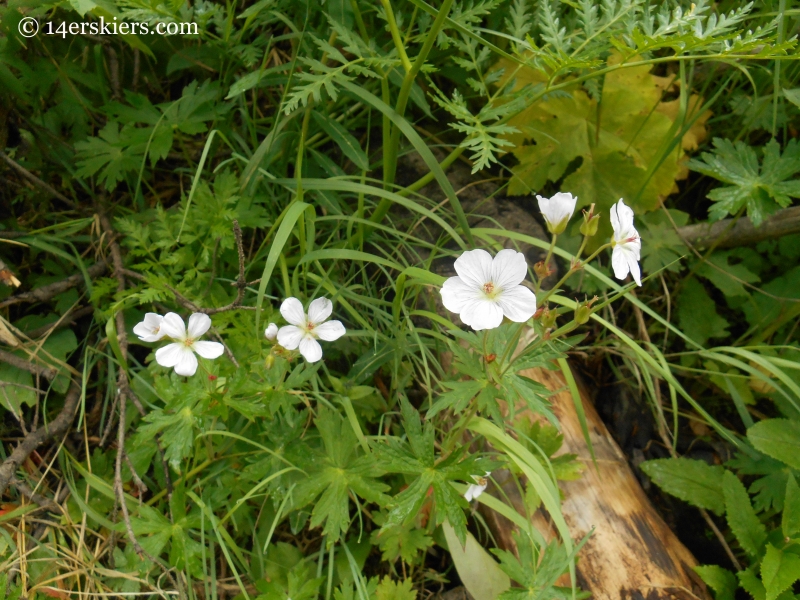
[265,323,278,341]
[537,192,577,235]
[580,204,600,237]
[534,260,552,281]
[539,306,557,330]
[573,296,598,325]
[265,353,275,369]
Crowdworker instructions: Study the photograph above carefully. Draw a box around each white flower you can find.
[537,192,577,234]
[265,323,278,341]
[464,472,491,502]
[610,199,642,287]
[154,313,225,376]
[277,297,346,363]
[133,313,167,342]
[440,249,537,331]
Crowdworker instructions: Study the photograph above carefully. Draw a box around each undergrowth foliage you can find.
[0,0,799,599]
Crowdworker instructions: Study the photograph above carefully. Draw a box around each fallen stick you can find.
[677,205,800,249]
[483,358,709,600]
[0,261,107,309]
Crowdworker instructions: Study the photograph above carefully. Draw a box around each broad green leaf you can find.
[640,458,726,515]
[677,279,729,347]
[783,474,800,538]
[687,138,800,226]
[761,544,800,600]
[311,110,369,171]
[723,470,766,558]
[694,565,737,600]
[443,521,510,600]
[784,88,800,107]
[748,419,800,470]
[502,51,707,243]
[0,362,35,414]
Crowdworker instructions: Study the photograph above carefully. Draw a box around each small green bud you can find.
[265,353,275,369]
[539,306,557,330]
[573,296,598,325]
[580,203,600,237]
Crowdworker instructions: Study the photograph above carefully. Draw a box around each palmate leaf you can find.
[687,138,800,226]
[373,398,494,545]
[500,51,710,243]
[291,408,389,542]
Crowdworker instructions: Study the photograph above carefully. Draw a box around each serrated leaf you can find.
[640,458,725,515]
[783,474,800,539]
[723,470,766,558]
[687,138,800,226]
[694,565,737,600]
[748,419,800,470]
[375,576,417,600]
[761,544,800,600]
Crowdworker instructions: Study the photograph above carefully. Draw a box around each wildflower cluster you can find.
[133,296,346,376]
[441,193,643,332]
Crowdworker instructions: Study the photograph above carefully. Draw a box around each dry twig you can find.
[0,150,75,208]
[0,261,107,309]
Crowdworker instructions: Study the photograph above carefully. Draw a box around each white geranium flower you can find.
[537,192,577,234]
[277,297,346,363]
[464,472,491,502]
[610,199,642,287]
[264,323,278,341]
[154,313,225,376]
[133,313,167,342]
[440,249,537,331]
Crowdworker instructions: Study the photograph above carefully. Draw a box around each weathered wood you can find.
[677,205,800,249]
[484,354,709,600]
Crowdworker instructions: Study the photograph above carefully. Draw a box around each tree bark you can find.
[677,205,800,249]
[482,356,709,600]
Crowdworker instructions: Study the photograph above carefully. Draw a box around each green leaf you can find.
[738,567,766,600]
[311,110,369,171]
[783,474,800,539]
[694,565,737,600]
[677,278,729,347]
[291,408,389,542]
[0,362,35,415]
[687,138,800,226]
[784,88,800,108]
[761,544,800,600]
[640,458,726,515]
[374,576,417,600]
[723,470,766,558]
[748,419,800,470]
[443,520,510,600]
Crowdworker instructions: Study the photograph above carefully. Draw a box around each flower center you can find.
[306,321,316,331]
[153,326,160,334]
[482,282,498,298]
[183,337,195,348]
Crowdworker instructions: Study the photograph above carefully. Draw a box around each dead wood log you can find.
[677,205,800,249]
[483,358,709,600]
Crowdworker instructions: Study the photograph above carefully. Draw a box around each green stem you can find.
[538,241,608,306]
[534,234,557,295]
[382,0,455,189]
[379,0,413,73]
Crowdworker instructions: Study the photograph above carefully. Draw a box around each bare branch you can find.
[0,150,75,208]
[0,380,81,497]
[0,348,57,381]
[0,261,107,309]
[678,205,800,250]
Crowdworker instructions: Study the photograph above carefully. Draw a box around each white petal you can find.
[280,297,307,326]
[616,199,634,230]
[187,313,212,338]
[315,320,346,341]
[453,249,493,288]
[460,298,504,331]
[611,246,631,281]
[464,483,486,502]
[193,340,224,359]
[277,325,304,350]
[492,249,528,289]
[307,297,333,325]
[160,313,186,340]
[155,342,188,368]
[265,323,278,341]
[298,336,323,363]
[440,276,478,313]
[626,251,642,286]
[133,313,165,342]
[497,285,537,322]
[537,192,576,232]
[173,350,199,377]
